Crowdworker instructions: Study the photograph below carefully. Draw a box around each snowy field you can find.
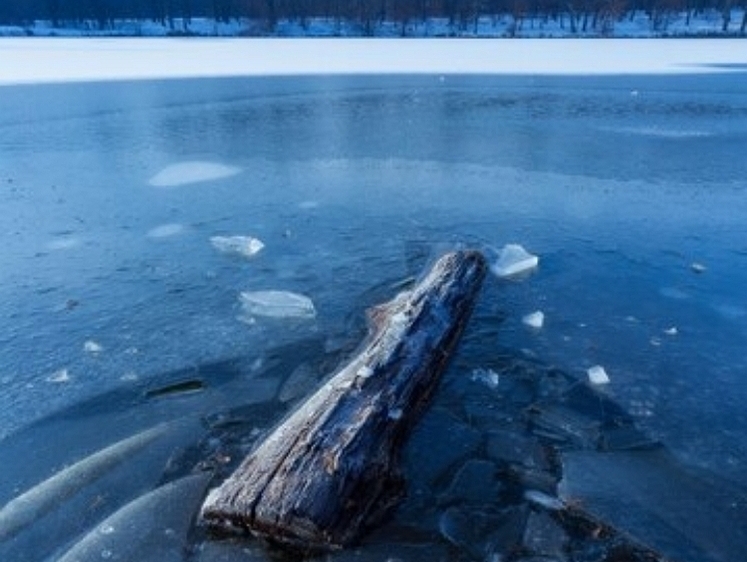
[1,37,747,86]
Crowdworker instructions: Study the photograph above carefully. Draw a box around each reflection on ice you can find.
[148,161,241,187]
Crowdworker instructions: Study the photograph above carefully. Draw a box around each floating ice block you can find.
[490,244,539,278]
[210,235,264,258]
[240,290,316,319]
[587,365,610,385]
[522,310,545,329]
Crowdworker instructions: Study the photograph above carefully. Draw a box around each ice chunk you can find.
[490,244,539,278]
[148,161,241,187]
[471,368,500,390]
[47,369,70,383]
[239,290,316,319]
[664,326,678,336]
[522,310,545,329]
[146,223,185,239]
[210,235,264,258]
[690,262,706,274]
[83,340,103,354]
[587,365,610,385]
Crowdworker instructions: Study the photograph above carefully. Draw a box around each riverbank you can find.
[1,9,745,38]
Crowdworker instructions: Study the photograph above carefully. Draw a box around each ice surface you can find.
[587,365,610,385]
[490,244,539,278]
[239,290,316,319]
[522,311,545,329]
[2,38,747,86]
[559,448,747,562]
[148,161,240,187]
[210,235,264,258]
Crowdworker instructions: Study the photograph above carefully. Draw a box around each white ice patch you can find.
[146,223,185,238]
[490,244,539,278]
[239,290,316,319]
[148,161,241,187]
[210,235,264,258]
[471,368,500,390]
[522,310,545,329]
[47,368,70,383]
[690,262,707,274]
[587,365,610,385]
[83,340,103,353]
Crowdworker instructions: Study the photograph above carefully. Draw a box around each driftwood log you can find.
[200,250,487,550]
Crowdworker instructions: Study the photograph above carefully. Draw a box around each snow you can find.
[148,162,241,188]
[2,36,747,86]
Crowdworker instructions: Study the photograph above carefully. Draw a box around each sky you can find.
[1,38,747,85]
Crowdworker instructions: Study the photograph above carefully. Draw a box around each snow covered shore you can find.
[2,37,746,86]
[0,9,745,39]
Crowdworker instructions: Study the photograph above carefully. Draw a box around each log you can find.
[200,250,487,551]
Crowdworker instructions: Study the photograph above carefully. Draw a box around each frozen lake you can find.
[1,40,746,562]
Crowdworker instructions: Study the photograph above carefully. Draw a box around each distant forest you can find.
[1,0,745,34]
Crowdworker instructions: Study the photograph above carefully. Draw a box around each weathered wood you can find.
[200,250,487,551]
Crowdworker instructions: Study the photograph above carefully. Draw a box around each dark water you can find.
[1,73,746,561]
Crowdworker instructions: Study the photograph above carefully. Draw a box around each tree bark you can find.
[200,250,487,551]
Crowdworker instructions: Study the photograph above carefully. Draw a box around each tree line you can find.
[1,0,744,34]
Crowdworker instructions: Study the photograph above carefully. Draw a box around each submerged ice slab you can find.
[148,161,241,187]
[522,311,545,329]
[239,290,316,319]
[559,448,747,562]
[210,235,264,258]
[490,244,539,278]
